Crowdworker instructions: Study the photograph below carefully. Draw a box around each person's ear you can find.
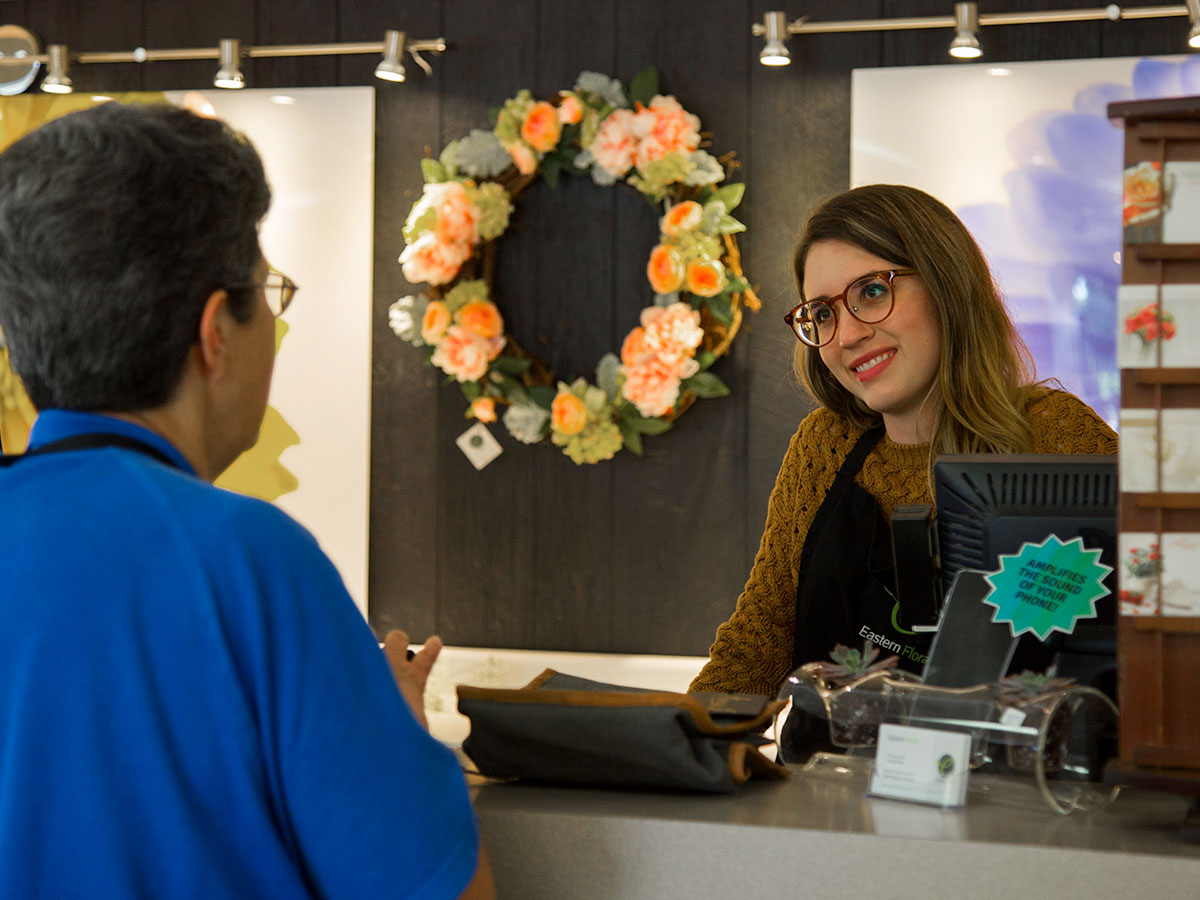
[197,289,233,378]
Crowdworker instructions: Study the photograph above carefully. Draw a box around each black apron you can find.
[782,426,935,759]
[0,432,181,470]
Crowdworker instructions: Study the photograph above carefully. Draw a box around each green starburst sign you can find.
[982,535,1112,640]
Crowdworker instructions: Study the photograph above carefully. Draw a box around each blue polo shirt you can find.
[0,411,478,899]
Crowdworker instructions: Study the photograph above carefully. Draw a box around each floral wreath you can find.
[388,68,759,464]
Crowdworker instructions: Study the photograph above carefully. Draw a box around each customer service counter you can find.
[470,766,1200,900]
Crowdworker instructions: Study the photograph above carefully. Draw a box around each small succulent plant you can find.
[813,641,899,686]
[996,668,1074,702]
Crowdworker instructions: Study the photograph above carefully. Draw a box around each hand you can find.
[383,629,443,730]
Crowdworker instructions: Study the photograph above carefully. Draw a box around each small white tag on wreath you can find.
[389,66,759,465]
[455,421,503,471]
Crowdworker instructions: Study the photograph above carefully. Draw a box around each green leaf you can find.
[696,350,716,371]
[438,141,460,180]
[683,371,730,399]
[596,353,620,402]
[724,274,750,295]
[542,154,562,189]
[559,123,581,147]
[501,381,529,404]
[420,158,447,184]
[632,416,673,436]
[460,381,482,402]
[717,215,746,235]
[628,66,660,107]
[706,294,733,325]
[529,385,556,410]
[492,356,533,376]
[618,420,643,456]
[712,183,745,212]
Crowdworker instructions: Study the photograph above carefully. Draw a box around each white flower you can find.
[388,295,430,345]
[503,401,551,444]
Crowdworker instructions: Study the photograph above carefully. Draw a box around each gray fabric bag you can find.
[456,670,789,793]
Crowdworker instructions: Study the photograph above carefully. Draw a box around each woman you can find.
[689,184,1117,699]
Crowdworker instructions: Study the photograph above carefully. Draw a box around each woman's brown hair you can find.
[793,183,1036,455]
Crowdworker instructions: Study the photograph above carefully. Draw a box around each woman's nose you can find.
[837,310,874,346]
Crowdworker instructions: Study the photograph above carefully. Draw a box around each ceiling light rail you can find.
[0,26,447,94]
[754,4,1200,64]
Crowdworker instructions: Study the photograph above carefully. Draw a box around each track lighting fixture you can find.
[949,3,983,59]
[213,38,244,90]
[41,44,72,93]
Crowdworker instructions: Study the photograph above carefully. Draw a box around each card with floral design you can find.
[1118,532,1200,616]
[1162,161,1200,243]
[1118,408,1200,492]
[1118,283,1200,368]
[1123,161,1163,243]
[1119,408,1158,492]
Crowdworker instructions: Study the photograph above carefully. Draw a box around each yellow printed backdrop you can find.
[0,88,375,611]
[0,92,298,501]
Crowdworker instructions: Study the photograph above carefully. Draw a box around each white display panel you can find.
[852,55,1200,429]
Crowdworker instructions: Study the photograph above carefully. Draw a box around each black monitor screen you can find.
[933,453,1118,690]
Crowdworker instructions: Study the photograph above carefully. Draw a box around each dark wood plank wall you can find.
[7,1,1185,654]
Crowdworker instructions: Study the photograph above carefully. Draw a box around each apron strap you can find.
[0,432,181,470]
[796,424,883,573]
[791,424,885,665]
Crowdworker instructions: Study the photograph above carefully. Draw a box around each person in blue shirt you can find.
[0,101,493,900]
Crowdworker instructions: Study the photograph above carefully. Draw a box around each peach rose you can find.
[590,108,637,177]
[431,325,501,382]
[685,258,726,297]
[522,101,563,153]
[1125,161,1160,204]
[558,92,583,125]
[646,244,685,294]
[433,181,481,246]
[471,397,497,423]
[662,201,702,236]
[551,392,587,435]
[1123,161,1162,226]
[621,325,650,366]
[642,303,704,366]
[634,95,700,169]
[456,300,505,340]
[506,141,538,175]
[421,299,452,344]
[621,357,684,418]
[400,233,470,287]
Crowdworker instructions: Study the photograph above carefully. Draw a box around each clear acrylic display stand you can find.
[775,662,1120,814]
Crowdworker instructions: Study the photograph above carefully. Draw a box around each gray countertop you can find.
[471,764,1200,900]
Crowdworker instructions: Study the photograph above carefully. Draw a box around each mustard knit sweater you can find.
[688,389,1118,698]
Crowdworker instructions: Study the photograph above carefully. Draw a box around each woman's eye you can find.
[855,278,889,303]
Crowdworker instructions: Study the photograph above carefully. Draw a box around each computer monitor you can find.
[933,453,1118,694]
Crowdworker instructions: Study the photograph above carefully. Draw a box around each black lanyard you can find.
[0,432,181,470]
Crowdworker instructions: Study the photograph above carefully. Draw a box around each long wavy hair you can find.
[792,184,1036,455]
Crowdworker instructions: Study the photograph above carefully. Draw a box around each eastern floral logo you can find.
[388,68,758,465]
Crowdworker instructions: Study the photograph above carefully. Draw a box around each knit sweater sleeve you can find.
[1027,388,1118,454]
[688,410,850,697]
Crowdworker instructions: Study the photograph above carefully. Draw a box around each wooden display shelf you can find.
[1133,243,1200,261]
[1131,369,1200,385]
[1134,493,1200,510]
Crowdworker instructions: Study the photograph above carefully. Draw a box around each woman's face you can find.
[803,239,942,444]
